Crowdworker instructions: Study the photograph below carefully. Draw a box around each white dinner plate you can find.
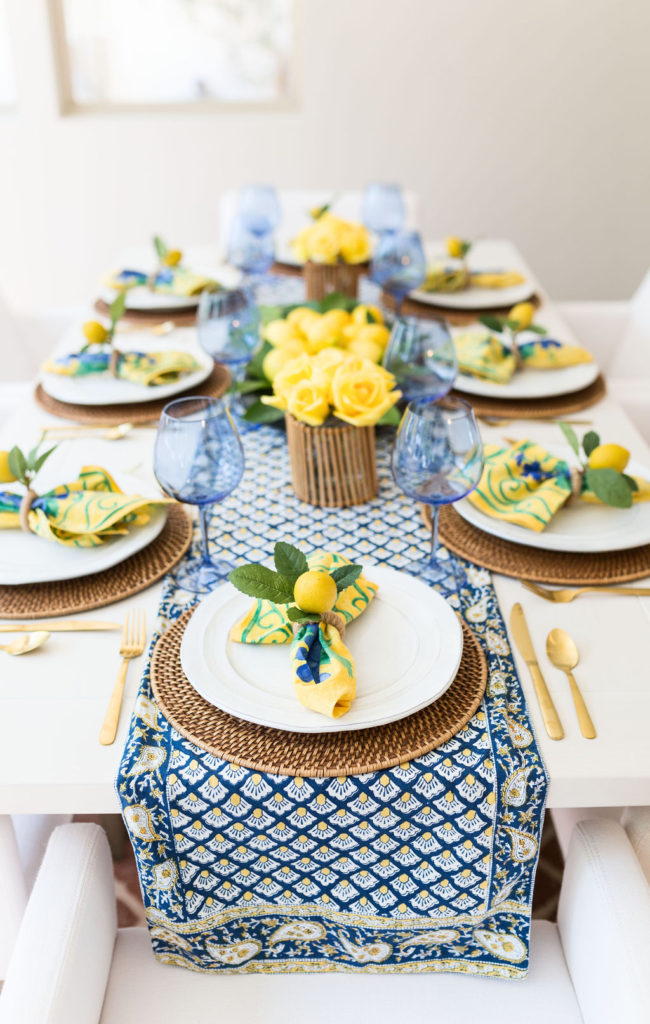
[180,565,463,733]
[0,472,167,585]
[40,328,213,407]
[99,263,241,312]
[456,443,650,553]
[454,359,600,400]
[411,277,535,311]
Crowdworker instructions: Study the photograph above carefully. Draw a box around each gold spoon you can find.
[0,631,51,655]
[116,320,176,336]
[546,629,596,739]
[42,422,134,441]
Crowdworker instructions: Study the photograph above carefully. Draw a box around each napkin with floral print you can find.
[105,267,217,297]
[43,349,201,387]
[455,330,593,384]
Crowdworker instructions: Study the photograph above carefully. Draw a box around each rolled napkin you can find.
[43,349,201,387]
[455,329,593,384]
[105,267,217,297]
[291,619,355,718]
[0,466,168,546]
[230,551,377,644]
[467,441,650,531]
[422,266,526,293]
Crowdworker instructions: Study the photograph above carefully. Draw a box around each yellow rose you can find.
[347,338,384,364]
[287,378,331,426]
[290,228,311,264]
[264,353,317,410]
[508,302,535,331]
[351,304,384,327]
[83,320,109,346]
[331,357,401,426]
[0,450,17,483]
[262,339,307,381]
[353,323,390,351]
[304,213,346,264]
[264,319,305,346]
[340,223,372,264]
[313,347,346,375]
[162,249,182,267]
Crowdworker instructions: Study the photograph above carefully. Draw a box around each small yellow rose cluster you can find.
[261,349,401,428]
[291,213,372,265]
[262,304,390,382]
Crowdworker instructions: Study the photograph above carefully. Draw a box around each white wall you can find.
[0,0,648,313]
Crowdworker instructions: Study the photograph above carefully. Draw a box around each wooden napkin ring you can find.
[291,611,346,638]
[19,488,38,532]
[109,347,120,378]
[569,467,584,501]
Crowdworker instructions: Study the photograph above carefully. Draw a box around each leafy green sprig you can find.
[228,541,363,624]
[478,312,547,336]
[7,437,56,489]
[558,422,638,508]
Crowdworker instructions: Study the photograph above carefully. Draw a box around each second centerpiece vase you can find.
[285,414,378,507]
[304,260,366,302]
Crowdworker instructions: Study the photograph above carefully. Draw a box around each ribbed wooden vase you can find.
[304,260,365,301]
[285,414,378,507]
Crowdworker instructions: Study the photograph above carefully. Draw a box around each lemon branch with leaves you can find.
[479,302,546,368]
[81,291,127,376]
[558,422,638,508]
[151,235,183,290]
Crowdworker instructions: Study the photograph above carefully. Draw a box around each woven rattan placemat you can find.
[94,298,198,326]
[383,291,541,327]
[150,609,487,777]
[0,504,193,619]
[430,504,650,585]
[452,374,606,419]
[34,363,230,426]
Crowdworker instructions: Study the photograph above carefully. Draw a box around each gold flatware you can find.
[522,580,650,603]
[99,610,146,746]
[546,628,596,739]
[42,422,134,441]
[510,603,564,740]
[480,416,593,428]
[116,320,176,336]
[0,620,122,633]
[0,631,50,655]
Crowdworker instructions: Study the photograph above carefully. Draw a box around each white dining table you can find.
[1,241,649,819]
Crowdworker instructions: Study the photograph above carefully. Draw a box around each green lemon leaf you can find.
[582,431,600,457]
[228,565,295,603]
[504,318,522,331]
[318,292,357,313]
[526,324,548,335]
[287,607,319,624]
[153,235,167,260]
[246,340,272,382]
[557,421,580,457]
[274,541,309,582]
[460,241,472,258]
[365,309,379,323]
[377,405,402,427]
[109,289,127,326]
[33,446,57,473]
[330,564,363,593]
[622,473,639,492]
[478,314,504,333]
[8,446,27,482]
[242,399,284,424]
[585,467,633,508]
[231,379,269,395]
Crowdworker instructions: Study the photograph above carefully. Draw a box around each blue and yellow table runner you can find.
[117,429,548,979]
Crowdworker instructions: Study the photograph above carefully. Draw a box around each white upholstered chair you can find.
[1,819,648,1024]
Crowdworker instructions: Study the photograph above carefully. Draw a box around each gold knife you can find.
[0,621,122,632]
[510,603,564,740]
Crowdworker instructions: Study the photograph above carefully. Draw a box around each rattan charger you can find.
[382,291,541,327]
[94,298,198,326]
[34,363,230,426]
[0,503,193,619]
[429,504,650,585]
[150,609,488,778]
[452,374,606,419]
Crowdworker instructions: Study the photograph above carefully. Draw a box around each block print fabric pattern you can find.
[117,425,548,979]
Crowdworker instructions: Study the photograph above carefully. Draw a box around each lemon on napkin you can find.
[455,329,592,384]
[0,465,169,546]
[43,349,202,388]
[422,265,526,294]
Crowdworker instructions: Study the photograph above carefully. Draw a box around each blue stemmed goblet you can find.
[362,182,406,235]
[383,316,458,403]
[370,229,426,317]
[392,396,483,593]
[154,397,245,593]
[227,214,275,285]
[238,184,281,234]
[197,287,260,424]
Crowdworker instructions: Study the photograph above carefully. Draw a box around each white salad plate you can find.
[454,359,600,400]
[456,443,650,553]
[180,565,463,733]
[0,471,167,585]
[411,277,535,311]
[99,263,241,312]
[40,328,213,407]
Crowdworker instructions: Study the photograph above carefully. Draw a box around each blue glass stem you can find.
[429,504,440,568]
[199,506,212,566]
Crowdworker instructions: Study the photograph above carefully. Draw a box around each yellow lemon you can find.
[508,302,535,331]
[286,306,319,332]
[293,571,337,614]
[445,236,463,259]
[163,249,182,267]
[354,323,391,351]
[264,319,304,347]
[82,320,109,346]
[347,338,384,364]
[588,443,630,473]
[321,309,351,332]
[351,304,384,327]
[303,316,343,352]
[0,450,16,483]
[262,340,307,381]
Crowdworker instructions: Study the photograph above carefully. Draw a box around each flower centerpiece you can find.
[291,207,372,301]
[260,349,401,507]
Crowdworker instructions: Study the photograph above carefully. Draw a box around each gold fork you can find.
[521,580,650,603]
[99,610,146,745]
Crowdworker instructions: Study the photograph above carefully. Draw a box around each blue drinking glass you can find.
[392,397,483,592]
[370,229,426,317]
[227,214,275,283]
[197,287,260,422]
[238,184,281,234]
[383,316,458,403]
[154,397,245,593]
[362,183,406,235]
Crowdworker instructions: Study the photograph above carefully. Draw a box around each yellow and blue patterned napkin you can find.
[230,551,377,645]
[422,266,526,293]
[105,267,216,297]
[0,466,168,546]
[291,619,356,718]
[468,441,650,531]
[43,349,201,387]
[455,330,593,384]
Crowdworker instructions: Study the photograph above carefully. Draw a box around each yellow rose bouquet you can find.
[292,210,372,300]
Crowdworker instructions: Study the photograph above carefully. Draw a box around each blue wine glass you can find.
[362,183,406,235]
[154,397,245,593]
[238,184,281,234]
[197,287,260,423]
[392,397,483,592]
[383,316,458,403]
[370,229,426,317]
[227,214,275,283]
